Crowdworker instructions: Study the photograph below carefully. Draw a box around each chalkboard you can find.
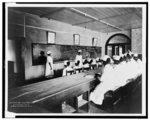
[32,43,102,65]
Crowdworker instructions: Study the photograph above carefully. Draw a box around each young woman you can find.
[45,51,54,78]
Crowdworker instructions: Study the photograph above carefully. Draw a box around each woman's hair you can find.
[126,53,131,59]
[83,59,89,65]
[119,57,123,62]
[75,60,80,66]
[89,59,93,64]
[106,58,111,64]
[67,61,70,66]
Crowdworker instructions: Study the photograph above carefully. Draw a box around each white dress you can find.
[90,64,115,105]
[83,59,90,68]
[113,61,128,87]
[45,56,54,77]
[75,55,83,67]
[126,59,138,80]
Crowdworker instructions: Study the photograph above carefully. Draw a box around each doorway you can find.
[8,37,25,88]
[105,33,131,56]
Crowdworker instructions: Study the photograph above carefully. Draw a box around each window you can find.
[73,34,80,45]
[92,37,97,46]
[47,31,56,44]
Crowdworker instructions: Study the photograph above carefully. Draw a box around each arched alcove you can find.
[105,33,131,56]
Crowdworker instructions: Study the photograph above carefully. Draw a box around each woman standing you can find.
[75,50,83,67]
[45,51,54,78]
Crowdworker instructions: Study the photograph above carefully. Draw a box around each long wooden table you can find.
[8,69,101,113]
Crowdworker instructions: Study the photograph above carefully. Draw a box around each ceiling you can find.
[10,7,142,33]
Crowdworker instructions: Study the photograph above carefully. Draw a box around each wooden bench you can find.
[96,75,142,112]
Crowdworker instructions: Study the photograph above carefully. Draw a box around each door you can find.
[8,38,25,88]
[105,34,131,56]
[107,45,126,56]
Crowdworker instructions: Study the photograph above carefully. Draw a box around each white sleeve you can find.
[75,55,78,63]
[62,68,67,76]
[47,57,51,63]
[81,56,83,62]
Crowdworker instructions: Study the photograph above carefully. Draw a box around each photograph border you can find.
[2,2,148,118]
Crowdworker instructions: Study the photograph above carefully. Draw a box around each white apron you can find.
[75,55,83,67]
[45,56,54,77]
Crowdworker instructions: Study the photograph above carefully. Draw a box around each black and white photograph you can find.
[3,2,148,118]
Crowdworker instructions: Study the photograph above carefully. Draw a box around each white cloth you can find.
[113,61,128,87]
[45,56,54,77]
[74,66,81,69]
[90,64,115,105]
[83,63,89,68]
[78,50,82,52]
[91,59,96,65]
[47,51,51,54]
[90,82,109,105]
[75,55,83,67]
[101,64,114,79]
[113,55,120,61]
[96,57,100,61]
[102,55,110,61]
[126,59,139,80]
[64,60,68,66]
[90,59,143,105]
[137,59,142,76]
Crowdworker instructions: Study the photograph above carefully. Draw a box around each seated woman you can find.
[62,61,74,76]
[90,58,97,69]
[125,53,142,80]
[74,60,82,73]
[90,56,115,105]
[112,55,120,65]
[112,56,129,87]
[96,57,103,68]
[83,55,90,71]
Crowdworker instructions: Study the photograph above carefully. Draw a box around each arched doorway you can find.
[105,33,131,56]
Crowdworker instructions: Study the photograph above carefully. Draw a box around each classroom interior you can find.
[7,6,143,114]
